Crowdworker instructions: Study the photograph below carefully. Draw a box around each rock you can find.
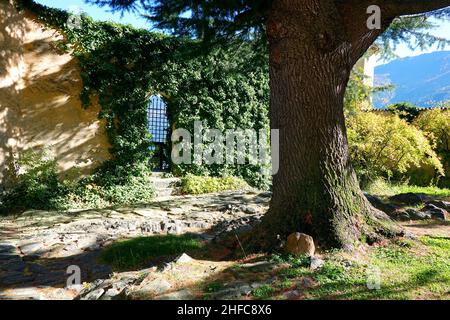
[18,242,44,256]
[82,288,105,300]
[392,208,431,221]
[285,233,315,257]
[161,221,184,234]
[404,231,418,240]
[391,209,411,221]
[405,208,431,220]
[156,289,194,300]
[364,193,398,214]
[211,283,253,300]
[212,215,262,243]
[102,276,139,299]
[283,290,303,300]
[389,193,431,206]
[140,221,163,233]
[102,287,125,300]
[174,253,193,264]
[421,204,448,221]
[309,256,325,271]
[342,260,353,269]
[240,205,258,215]
[241,261,277,272]
[158,262,173,272]
[136,278,172,296]
[0,288,43,300]
[425,200,450,211]
[185,221,210,229]
[66,284,84,292]
[298,276,317,289]
[77,279,107,298]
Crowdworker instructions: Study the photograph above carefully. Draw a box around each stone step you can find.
[150,174,180,198]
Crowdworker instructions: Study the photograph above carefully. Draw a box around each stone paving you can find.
[0,190,270,300]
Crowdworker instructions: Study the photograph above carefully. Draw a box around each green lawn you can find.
[253,236,450,300]
[99,234,205,271]
[365,180,450,198]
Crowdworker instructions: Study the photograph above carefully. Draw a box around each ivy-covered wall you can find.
[18,0,271,188]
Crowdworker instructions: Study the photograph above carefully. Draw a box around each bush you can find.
[347,111,444,187]
[386,102,422,123]
[0,151,155,214]
[177,174,249,195]
[0,150,70,212]
[69,165,155,208]
[413,108,450,187]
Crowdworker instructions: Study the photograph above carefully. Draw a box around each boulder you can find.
[364,193,399,214]
[424,200,450,212]
[285,233,315,257]
[405,208,431,220]
[309,256,325,270]
[391,209,410,221]
[135,278,172,296]
[390,208,433,221]
[82,288,105,300]
[421,204,448,221]
[156,289,194,300]
[174,253,193,264]
[389,193,431,206]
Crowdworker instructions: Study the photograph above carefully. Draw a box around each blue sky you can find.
[36,0,450,60]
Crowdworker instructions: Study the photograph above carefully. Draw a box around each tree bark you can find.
[256,0,398,249]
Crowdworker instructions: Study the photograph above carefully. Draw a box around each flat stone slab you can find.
[0,190,269,300]
[156,289,195,300]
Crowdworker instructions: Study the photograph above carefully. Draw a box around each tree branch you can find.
[379,0,450,17]
[334,0,450,64]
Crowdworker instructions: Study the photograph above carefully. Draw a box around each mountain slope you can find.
[374,51,450,108]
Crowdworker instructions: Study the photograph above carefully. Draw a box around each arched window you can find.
[148,95,170,170]
[148,95,169,144]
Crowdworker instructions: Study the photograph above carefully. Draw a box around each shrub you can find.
[0,151,155,214]
[177,174,249,195]
[70,166,155,208]
[347,111,444,186]
[414,108,450,151]
[386,102,422,123]
[0,150,70,212]
[413,108,450,187]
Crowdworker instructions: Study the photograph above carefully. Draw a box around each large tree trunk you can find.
[257,0,396,249]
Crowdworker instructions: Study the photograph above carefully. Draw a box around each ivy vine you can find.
[18,0,271,188]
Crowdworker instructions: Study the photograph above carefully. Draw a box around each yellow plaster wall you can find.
[0,0,110,182]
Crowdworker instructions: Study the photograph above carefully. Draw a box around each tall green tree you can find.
[87,0,450,248]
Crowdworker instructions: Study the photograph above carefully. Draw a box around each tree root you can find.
[362,207,405,245]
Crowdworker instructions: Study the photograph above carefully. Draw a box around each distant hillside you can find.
[374,51,450,108]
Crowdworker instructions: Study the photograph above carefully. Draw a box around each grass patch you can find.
[252,285,275,300]
[263,236,450,300]
[204,282,225,293]
[365,179,450,198]
[177,174,249,195]
[99,234,204,271]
